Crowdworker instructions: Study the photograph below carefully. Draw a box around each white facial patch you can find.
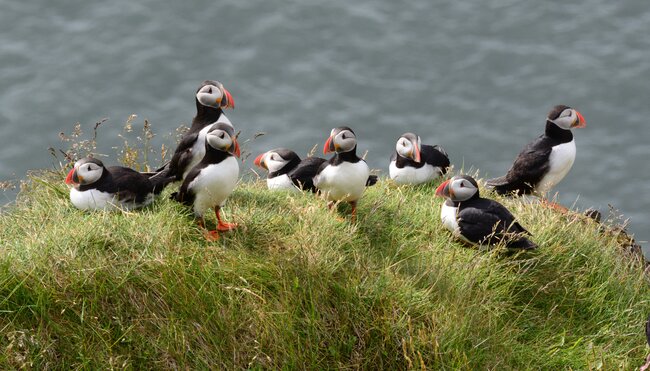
[196,84,223,108]
[77,162,103,184]
[206,130,232,151]
[549,109,576,130]
[265,153,290,173]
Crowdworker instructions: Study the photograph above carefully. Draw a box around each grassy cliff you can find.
[1,168,649,369]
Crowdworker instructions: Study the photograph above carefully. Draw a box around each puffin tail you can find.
[153,160,171,173]
[486,175,515,195]
[366,175,378,187]
[148,167,176,194]
[508,236,538,250]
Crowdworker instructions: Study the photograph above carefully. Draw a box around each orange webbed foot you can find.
[217,221,238,232]
[203,230,220,241]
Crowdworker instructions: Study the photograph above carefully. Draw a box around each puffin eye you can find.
[219,132,225,139]
[207,87,212,94]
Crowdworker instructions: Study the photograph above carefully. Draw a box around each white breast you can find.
[70,188,116,210]
[69,188,154,211]
[537,139,576,195]
[440,202,475,244]
[183,115,234,180]
[188,156,239,217]
[314,161,369,202]
[440,202,459,234]
[389,161,441,185]
[267,174,299,191]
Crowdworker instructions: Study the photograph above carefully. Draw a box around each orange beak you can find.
[254,153,266,169]
[435,180,450,198]
[412,143,421,163]
[572,110,586,128]
[323,136,334,155]
[65,168,81,185]
[232,138,241,158]
[222,87,235,109]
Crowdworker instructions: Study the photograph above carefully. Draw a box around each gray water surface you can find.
[1,0,649,248]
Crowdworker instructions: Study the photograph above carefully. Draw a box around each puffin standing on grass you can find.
[151,80,235,182]
[389,132,450,185]
[65,157,170,211]
[436,175,537,250]
[254,148,378,192]
[313,126,370,221]
[486,105,586,196]
[172,122,240,240]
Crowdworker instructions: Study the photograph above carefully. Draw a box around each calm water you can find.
[1,0,649,250]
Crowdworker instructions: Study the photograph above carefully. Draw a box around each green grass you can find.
[1,169,649,369]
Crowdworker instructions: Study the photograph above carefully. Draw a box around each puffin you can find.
[389,132,450,185]
[254,148,326,192]
[313,126,370,221]
[254,148,378,192]
[151,80,235,182]
[486,105,586,196]
[65,157,170,211]
[172,122,240,240]
[435,175,537,250]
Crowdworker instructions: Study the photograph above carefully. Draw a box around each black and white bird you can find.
[436,175,537,250]
[254,148,378,192]
[486,105,586,196]
[389,132,450,185]
[172,122,240,240]
[151,80,235,182]
[65,157,169,211]
[313,127,370,221]
[254,148,326,192]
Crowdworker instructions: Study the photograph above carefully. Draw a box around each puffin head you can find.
[195,80,235,110]
[206,123,240,157]
[435,175,479,202]
[395,132,422,162]
[65,157,105,186]
[323,126,357,155]
[547,105,586,130]
[254,148,299,172]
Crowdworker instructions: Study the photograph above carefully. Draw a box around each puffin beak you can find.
[231,137,241,158]
[411,140,421,163]
[254,153,267,169]
[221,87,235,109]
[65,168,81,185]
[435,180,450,198]
[65,168,75,184]
[323,135,335,155]
[572,110,586,128]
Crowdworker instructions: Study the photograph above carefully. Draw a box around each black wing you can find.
[289,157,327,192]
[421,144,451,174]
[457,198,535,249]
[167,132,200,180]
[486,135,553,195]
[101,167,154,204]
[172,167,199,207]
